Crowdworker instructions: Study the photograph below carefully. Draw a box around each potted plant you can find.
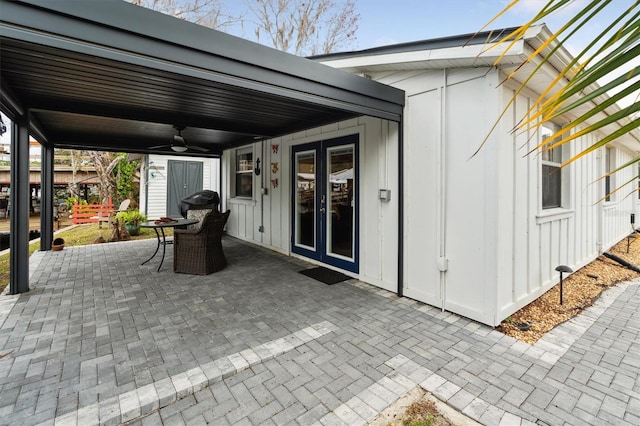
[51,237,65,251]
[115,209,147,236]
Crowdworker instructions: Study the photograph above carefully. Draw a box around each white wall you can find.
[221,61,639,327]
[493,83,638,324]
[382,68,500,325]
[370,66,639,326]
[223,117,400,291]
[143,154,219,219]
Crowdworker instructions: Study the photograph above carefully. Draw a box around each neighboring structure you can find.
[221,25,640,326]
[138,154,220,219]
[0,139,100,210]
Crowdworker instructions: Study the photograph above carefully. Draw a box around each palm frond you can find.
[479,0,640,193]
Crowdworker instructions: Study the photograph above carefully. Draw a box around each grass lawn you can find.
[0,223,170,293]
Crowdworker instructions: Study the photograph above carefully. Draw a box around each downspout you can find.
[397,113,404,297]
[439,69,448,312]
[259,140,265,242]
[596,148,603,253]
[602,252,640,272]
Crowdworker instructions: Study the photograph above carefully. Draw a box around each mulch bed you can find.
[497,234,640,344]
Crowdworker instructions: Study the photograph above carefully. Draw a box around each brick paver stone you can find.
[0,238,638,425]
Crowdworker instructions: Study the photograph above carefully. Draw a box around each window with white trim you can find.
[235,146,253,198]
[605,146,615,202]
[541,123,563,209]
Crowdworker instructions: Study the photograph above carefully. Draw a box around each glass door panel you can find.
[291,135,358,273]
[327,146,354,260]
[294,150,316,250]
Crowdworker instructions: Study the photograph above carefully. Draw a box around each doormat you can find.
[299,267,349,285]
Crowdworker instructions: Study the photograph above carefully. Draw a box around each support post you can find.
[40,142,54,251]
[9,117,30,294]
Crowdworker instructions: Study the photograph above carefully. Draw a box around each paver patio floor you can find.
[0,236,638,425]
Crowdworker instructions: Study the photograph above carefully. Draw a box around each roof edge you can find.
[310,26,522,62]
[7,0,404,108]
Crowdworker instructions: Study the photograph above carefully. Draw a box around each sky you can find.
[223,0,637,107]
[226,0,635,56]
[356,1,632,52]
[1,0,636,143]
[355,0,563,50]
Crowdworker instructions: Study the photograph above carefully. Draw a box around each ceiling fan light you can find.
[172,134,188,152]
[171,144,188,152]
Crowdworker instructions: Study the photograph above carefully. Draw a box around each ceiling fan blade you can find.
[188,145,209,153]
[148,144,170,150]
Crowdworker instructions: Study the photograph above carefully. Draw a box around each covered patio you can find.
[0,0,404,294]
[0,237,355,423]
[1,236,639,425]
[1,235,441,425]
[0,236,468,425]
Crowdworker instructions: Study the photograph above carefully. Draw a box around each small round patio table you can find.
[140,218,198,271]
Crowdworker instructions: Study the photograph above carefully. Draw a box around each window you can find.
[235,146,253,197]
[541,123,563,209]
[605,146,614,202]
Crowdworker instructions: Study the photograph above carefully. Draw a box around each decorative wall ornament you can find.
[271,178,279,188]
[271,162,279,174]
[271,144,279,154]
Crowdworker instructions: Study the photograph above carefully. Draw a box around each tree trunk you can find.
[88,151,124,203]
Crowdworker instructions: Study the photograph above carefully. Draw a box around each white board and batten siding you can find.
[221,61,639,327]
[222,118,400,292]
[142,154,220,219]
[384,68,502,325]
[494,83,639,325]
[373,66,638,326]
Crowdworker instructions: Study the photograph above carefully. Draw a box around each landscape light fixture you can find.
[555,264,573,305]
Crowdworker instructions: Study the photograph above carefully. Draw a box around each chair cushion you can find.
[186,208,212,231]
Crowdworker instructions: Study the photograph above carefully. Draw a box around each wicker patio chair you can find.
[173,209,230,275]
[185,206,213,231]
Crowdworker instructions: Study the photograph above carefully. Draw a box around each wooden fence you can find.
[71,200,113,224]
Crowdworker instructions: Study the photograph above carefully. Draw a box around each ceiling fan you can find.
[149,125,208,153]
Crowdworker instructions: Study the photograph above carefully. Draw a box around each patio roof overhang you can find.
[0,0,405,157]
[0,0,406,296]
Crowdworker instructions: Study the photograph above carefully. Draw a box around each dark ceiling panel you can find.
[0,0,404,157]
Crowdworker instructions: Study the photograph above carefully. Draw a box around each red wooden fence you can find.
[71,199,114,224]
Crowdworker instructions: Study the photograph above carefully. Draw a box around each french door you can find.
[292,134,358,273]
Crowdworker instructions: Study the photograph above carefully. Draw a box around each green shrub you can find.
[115,209,147,226]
